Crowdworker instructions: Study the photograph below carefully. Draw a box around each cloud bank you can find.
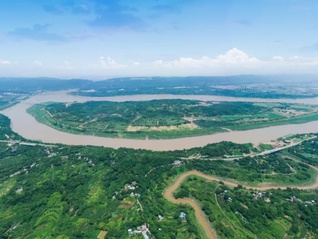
[149,48,318,75]
[3,48,318,78]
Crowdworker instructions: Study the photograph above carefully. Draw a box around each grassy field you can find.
[27,100,318,139]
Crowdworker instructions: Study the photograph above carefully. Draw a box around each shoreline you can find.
[3,91,318,151]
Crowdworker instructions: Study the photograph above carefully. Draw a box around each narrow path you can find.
[43,108,53,118]
[136,199,143,212]
[214,187,257,239]
[213,185,235,232]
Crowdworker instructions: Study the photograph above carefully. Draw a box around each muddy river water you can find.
[2,91,318,151]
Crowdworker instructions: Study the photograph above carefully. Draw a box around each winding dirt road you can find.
[164,163,318,239]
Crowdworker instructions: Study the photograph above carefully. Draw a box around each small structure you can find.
[140,224,150,239]
[15,187,23,194]
[291,196,298,202]
[129,223,151,238]
[218,190,228,199]
[128,229,134,236]
[179,212,187,223]
[173,160,183,167]
[253,192,263,200]
[132,224,150,239]
[158,215,164,221]
[124,182,137,191]
[273,141,284,148]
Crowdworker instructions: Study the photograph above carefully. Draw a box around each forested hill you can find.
[0,78,90,94]
[1,75,318,98]
[73,75,318,98]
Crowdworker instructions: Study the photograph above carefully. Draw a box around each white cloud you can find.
[272,56,285,62]
[99,56,126,69]
[154,48,261,69]
[216,48,260,64]
[151,48,318,75]
[34,60,43,66]
[0,59,11,65]
[3,49,318,78]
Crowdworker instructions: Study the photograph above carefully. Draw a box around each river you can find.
[2,91,318,151]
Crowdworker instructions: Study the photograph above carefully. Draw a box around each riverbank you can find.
[26,99,318,140]
[2,91,318,150]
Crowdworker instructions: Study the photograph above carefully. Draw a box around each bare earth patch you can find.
[97,230,108,239]
[118,199,135,209]
[126,122,199,132]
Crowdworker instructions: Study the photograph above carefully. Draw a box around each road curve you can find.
[163,171,219,239]
[164,166,318,239]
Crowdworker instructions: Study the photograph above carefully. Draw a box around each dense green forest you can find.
[1,113,318,238]
[28,99,318,139]
[174,177,318,238]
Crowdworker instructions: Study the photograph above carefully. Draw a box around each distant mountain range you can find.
[1,75,318,98]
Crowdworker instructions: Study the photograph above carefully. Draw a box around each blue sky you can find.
[0,0,318,79]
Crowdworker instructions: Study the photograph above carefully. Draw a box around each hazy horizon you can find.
[1,0,318,78]
[1,73,318,82]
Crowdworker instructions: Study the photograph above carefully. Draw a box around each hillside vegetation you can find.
[28,100,318,139]
[1,114,318,238]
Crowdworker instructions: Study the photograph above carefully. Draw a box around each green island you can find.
[28,100,318,139]
[1,113,318,239]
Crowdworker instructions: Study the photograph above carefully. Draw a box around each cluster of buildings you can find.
[128,224,150,239]
[10,162,38,178]
[124,181,138,191]
[288,196,316,206]
[218,190,233,203]
[126,212,187,238]
[112,181,140,200]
